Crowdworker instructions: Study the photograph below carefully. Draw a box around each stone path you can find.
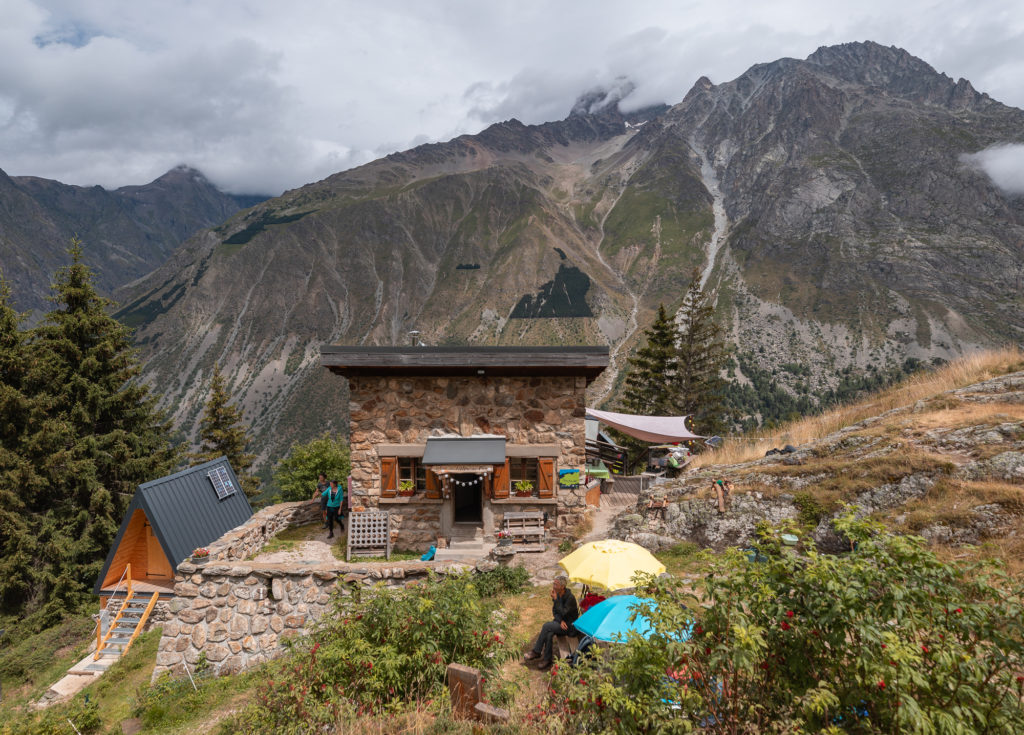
[249,525,342,565]
[514,486,639,585]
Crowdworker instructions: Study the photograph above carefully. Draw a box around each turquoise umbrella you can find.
[574,595,659,642]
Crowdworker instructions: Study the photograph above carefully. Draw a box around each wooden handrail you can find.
[95,563,132,660]
[125,592,159,655]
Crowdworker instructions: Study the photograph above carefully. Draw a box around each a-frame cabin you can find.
[93,457,253,606]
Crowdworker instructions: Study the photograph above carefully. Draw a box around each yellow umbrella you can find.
[558,539,667,591]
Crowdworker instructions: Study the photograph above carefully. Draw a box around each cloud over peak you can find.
[962,144,1024,195]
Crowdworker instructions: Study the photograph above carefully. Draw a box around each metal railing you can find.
[95,563,133,660]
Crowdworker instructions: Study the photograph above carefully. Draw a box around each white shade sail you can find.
[585,408,704,443]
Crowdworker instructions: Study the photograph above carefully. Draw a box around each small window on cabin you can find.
[398,457,424,492]
[509,457,539,486]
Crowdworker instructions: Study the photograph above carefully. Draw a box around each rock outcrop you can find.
[611,370,1024,555]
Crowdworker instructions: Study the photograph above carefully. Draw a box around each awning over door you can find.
[421,436,507,465]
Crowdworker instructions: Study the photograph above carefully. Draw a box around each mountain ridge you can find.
[112,41,1024,465]
[0,165,264,317]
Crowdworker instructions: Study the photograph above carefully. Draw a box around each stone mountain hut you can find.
[320,345,609,547]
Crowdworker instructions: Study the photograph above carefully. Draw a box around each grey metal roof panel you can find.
[93,457,253,593]
[140,457,253,568]
[421,436,506,465]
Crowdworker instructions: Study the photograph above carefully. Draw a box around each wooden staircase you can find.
[76,564,158,675]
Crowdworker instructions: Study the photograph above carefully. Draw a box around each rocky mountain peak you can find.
[804,40,980,107]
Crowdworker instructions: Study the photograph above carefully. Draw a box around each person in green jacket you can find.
[322,479,344,538]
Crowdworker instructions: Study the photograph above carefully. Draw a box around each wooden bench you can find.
[503,511,545,544]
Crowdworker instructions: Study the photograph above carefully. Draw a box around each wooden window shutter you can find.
[381,457,397,497]
[425,468,441,498]
[538,458,555,497]
[492,460,510,499]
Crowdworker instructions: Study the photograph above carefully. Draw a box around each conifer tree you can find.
[18,240,179,624]
[675,270,728,436]
[0,275,40,615]
[191,363,260,497]
[621,304,681,415]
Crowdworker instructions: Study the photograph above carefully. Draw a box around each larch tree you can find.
[674,269,728,436]
[17,240,179,625]
[191,363,260,497]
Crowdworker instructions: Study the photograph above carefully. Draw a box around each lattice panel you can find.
[346,511,391,561]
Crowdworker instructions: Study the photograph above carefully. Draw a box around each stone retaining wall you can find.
[152,498,475,680]
[154,558,471,679]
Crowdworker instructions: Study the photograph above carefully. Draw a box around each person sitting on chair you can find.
[524,575,578,669]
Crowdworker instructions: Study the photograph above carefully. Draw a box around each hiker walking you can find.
[713,479,729,514]
[322,479,344,538]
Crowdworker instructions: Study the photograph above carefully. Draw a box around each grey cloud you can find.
[962,144,1024,195]
[2,0,1024,196]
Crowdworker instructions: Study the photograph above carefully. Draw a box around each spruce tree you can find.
[19,239,179,624]
[621,304,681,415]
[675,270,728,436]
[191,363,260,497]
[0,275,41,615]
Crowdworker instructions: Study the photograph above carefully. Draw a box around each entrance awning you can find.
[421,436,506,465]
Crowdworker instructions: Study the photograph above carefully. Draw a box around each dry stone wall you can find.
[153,500,472,680]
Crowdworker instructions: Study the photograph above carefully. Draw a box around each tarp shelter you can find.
[585,408,704,444]
[93,457,253,600]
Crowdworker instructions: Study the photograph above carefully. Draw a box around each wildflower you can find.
[922,645,929,653]
[786,610,794,618]
[878,681,886,689]
[955,608,962,614]
[780,621,791,631]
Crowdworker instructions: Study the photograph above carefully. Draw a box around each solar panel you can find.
[207,466,236,499]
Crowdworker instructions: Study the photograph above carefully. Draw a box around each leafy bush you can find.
[221,572,518,732]
[272,432,350,502]
[546,513,1024,734]
[472,565,530,598]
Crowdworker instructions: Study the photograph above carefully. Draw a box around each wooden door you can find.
[145,522,173,579]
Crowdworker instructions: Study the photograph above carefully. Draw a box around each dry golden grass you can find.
[694,347,1024,469]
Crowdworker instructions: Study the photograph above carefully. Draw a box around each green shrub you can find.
[222,572,518,732]
[546,512,1024,734]
[793,491,831,528]
[272,433,350,503]
[472,565,530,598]
[558,538,574,553]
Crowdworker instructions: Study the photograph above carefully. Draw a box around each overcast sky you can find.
[2,0,1023,196]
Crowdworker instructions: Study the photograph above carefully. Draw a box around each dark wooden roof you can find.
[93,457,253,594]
[321,345,609,382]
